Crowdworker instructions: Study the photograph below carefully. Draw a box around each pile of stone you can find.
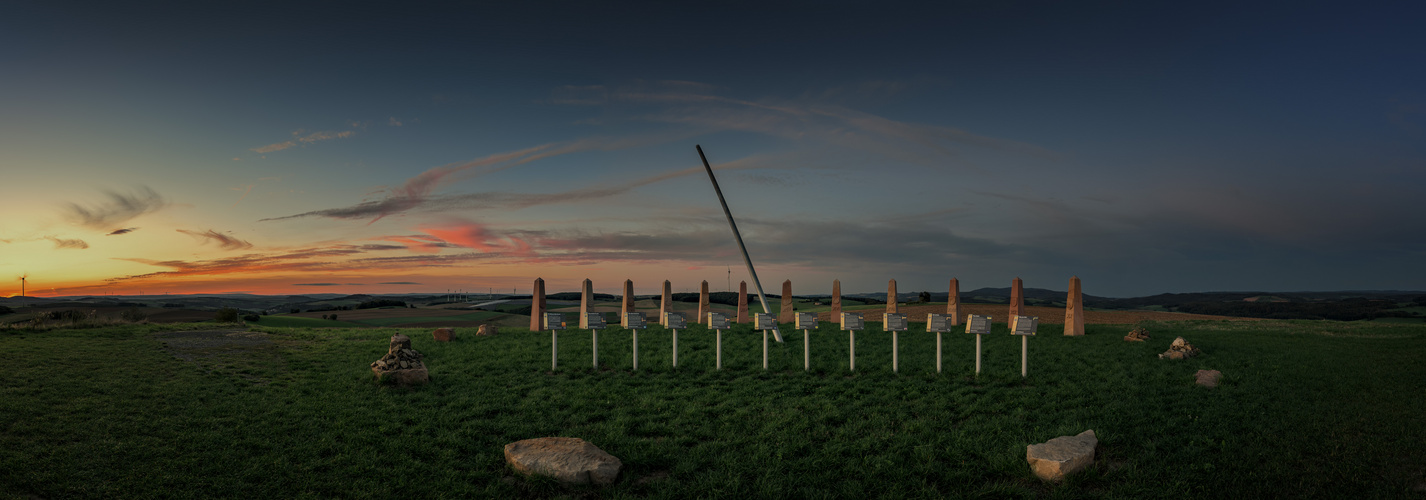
[432,328,455,342]
[1124,326,1150,342]
[477,324,498,336]
[371,334,428,385]
[1026,430,1097,481]
[1158,336,1201,360]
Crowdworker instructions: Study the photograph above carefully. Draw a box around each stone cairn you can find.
[371,334,428,385]
[1158,336,1201,360]
[477,324,498,336]
[1124,326,1150,342]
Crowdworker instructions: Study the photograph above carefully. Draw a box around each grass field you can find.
[3,319,1424,499]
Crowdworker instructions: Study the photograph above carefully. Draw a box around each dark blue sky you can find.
[2,1,1424,297]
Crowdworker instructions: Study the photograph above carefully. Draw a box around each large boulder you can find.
[1026,430,1097,481]
[432,328,455,342]
[477,324,498,336]
[1195,369,1223,388]
[504,437,622,485]
[1158,336,1201,360]
[371,334,428,386]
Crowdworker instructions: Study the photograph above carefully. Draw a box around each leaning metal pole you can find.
[697,145,783,342]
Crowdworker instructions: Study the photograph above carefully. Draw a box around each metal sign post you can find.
[841,312,864,371]
[587,312,606,369]
[755,313,776,370]
[927,314,954,373]
[796,312,817,371]
[664,312,686,368]
[884,313,908,373]
[1011,315,1039,378]
[625,312,646,371]
[966,314,992,375]
[546,312,564,371]
[708,312,729,370]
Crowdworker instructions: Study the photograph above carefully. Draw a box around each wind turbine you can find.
[17,273,27,308]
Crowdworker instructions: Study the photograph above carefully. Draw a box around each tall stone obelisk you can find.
[887,279,898,314]
[737,281,748,323]
[620,279,634,327]
[1064,276,1085,336]
[1009,277,1024,322]
[947,278,961,326]
[660,280,672,326]
[698,280,710,323]
[779,280,794,323]
[530,278,545,331]
[579,279,593,328]
[831,279,842,319]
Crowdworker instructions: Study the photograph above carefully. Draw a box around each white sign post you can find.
[707,312,729,370]
[754,313,776,370]
[664,312,686,368]
[546,312,564,371]
[1011,315,1039,378]
[926,313,954,373]
[796,312,817,371]
[965,314,992,375]
[586,312,606,369]
[841,312,864,371]
[883,313,908,373]
[625,312,646,371]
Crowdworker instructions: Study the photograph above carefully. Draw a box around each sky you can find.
[2,1,1424,298]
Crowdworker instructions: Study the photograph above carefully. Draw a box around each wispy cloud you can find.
[388,117,403,127]
[106,227,138,236]
[296,130,353,143]
[418,221,534,256]
[63,186,168,231]
[250,141,296,153]
[177,229,254,250]
[107,244,502,284]
[378,281,422,285]
[294,283,342,286]
[46,236,89,249]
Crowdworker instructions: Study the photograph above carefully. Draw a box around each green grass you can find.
[3,320,1424,498]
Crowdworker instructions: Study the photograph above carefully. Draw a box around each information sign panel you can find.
[544,312,564,330]
[754,313,777,330]
[585,312,607,329]
[1011,315,1038,336]
[841,312,864,331]
[883,313,908,331]
[706,312,729,330]
[663,312,686,330]
[795,312,818,330]
[926,313,953,332]
[965,314,992,334]
[624,312,646,329]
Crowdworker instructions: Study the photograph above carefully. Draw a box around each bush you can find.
[121,308,148,322]
[291,309,300,314]
[0,305,12,315]
[215,307,239,322]
[242,314,261,322]
[162,303,184,308]
[357,299,407,309]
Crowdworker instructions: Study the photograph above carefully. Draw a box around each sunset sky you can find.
[2,2,1424,298]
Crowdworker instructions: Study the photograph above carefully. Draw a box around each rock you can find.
[1195,369,1222,388]
[371,334,428,386]
[1124,326,1150,342]
[1158,336,1201,359]
[433,328,455,342]
[504,437,622,485]
[477,324,498,336]
[1026,430,1097,481]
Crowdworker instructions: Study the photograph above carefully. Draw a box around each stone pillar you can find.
[737,281,749,324]
[660,280,672,327]
[697,281,710,323]
[947,278,961,326]
[887,279,898,314]
[621,279,634,327]
[579,279,593,328]
[779,280,794,323]
[1009,277,1024,322]
[1064,276,1085,336]
[530,278,545,331]
[831,279,842,319]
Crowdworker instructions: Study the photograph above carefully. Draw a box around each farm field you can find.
[2,319,1423,498]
